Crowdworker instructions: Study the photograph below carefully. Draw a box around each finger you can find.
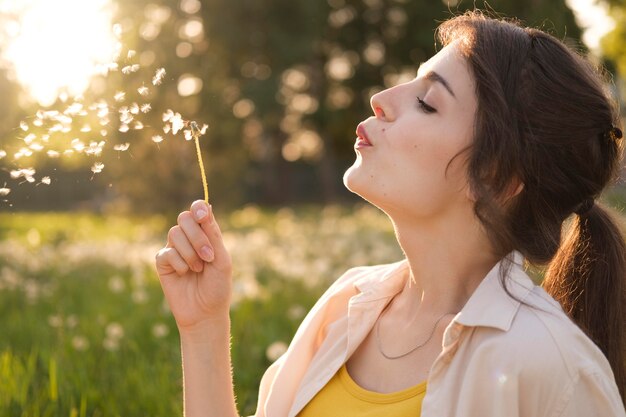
[156,247,191,276]
[178,210,214,262]
[191,203,230,269]
[167,225,204,273]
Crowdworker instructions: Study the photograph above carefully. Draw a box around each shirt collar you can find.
[350,251,534,332]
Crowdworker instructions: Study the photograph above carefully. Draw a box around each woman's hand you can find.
[155,200,233,332]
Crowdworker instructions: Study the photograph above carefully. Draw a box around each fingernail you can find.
[195,208,207,221]
[200,246,214,262]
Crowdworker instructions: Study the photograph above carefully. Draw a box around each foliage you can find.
[0,0,583,212]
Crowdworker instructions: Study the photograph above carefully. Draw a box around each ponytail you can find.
[543,203,626,402]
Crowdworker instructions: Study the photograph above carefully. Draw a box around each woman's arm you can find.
[155,200,239,417]
[179,317,238,417]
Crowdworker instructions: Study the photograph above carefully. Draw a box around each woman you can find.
[155,11,626,417]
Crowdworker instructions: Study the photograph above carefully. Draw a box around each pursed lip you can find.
[355,123,373,147]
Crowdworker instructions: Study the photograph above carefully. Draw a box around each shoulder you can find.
[463,285,622,414]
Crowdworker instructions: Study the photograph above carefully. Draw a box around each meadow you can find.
[0,204,403,417]
[2,192,626,416]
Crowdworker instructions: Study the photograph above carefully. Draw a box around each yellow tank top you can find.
[297,364,427,416]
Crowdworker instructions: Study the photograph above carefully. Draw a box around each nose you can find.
[370,88,395,122]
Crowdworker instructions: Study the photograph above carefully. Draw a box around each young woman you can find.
[155,11,626,417]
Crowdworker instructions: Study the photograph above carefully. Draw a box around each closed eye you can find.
[416,96,436,113]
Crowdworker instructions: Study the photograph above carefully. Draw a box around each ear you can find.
[502,178,524,205]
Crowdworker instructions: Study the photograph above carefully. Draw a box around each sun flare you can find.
[0,0,118,106]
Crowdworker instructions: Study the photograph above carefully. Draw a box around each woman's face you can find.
[343,41,478,221]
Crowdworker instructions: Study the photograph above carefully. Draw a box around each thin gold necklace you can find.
[375,304,455,360]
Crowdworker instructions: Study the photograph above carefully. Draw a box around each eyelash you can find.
[416,96,436,114]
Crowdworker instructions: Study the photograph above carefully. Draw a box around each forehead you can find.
[418,41,474,99]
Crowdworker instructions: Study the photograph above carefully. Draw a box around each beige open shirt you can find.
[251,252,625,417]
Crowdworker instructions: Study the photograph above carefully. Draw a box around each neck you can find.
[386,206,499,322]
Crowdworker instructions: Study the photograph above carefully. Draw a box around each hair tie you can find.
[606,126,623,143]
[574,198,594,216]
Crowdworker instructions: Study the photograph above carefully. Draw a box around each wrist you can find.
[178,315,231,344]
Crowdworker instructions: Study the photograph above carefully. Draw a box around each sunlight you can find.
[0,0,118,106]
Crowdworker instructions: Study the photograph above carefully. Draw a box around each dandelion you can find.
[108,275,126,292]
[152,323,169,338]
[105,322,124,339]
[140,103,151,113]
[137,86,149,96]
[72,335,89,351]
[114,91,126,102]
[266,341,288,361]
[41,177,51,185]
[151,135,164,143]
[152,67,166,85]
[48,315,63,328]
[91,162,104,174]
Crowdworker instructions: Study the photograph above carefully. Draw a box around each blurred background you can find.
[0,0,625,415]
[0,0,624,213]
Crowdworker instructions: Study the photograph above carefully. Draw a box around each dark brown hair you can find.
[437,11,625,402]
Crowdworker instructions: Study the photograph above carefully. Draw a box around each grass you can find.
[0,204,401,416]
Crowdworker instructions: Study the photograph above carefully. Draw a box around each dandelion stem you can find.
[193,132,209,202]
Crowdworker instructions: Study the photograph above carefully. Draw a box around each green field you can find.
[2,192,625,416]
[0,204,402,416]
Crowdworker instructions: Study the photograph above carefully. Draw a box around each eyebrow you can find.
[422,70,456,99]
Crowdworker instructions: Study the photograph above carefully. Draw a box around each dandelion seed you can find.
[29,143,44,152]
[65,102,83,115]
[80,124,92,132]
[140,103,151,113]
[85,141,105,156]
[119,124,130,133]
[0,188,10,196]
[127,49,136,59]
[163,124,171,134]
[121,64,140,74]
[129,103,139,114]
[97,106,109,118]
[100,129,108,136]
[134,121,144,130]
[113,143,130,151]
[200,124,209,134]
[91,162,104,174]
[41,177,51,185]
[119,111,133,125]
[162,109,174,122]
[47,150,60,158]
[63,150,74,156]
[0,150,6,158]
[114,91,126,102]
[152,67,166,85]
[151,135,164,143]
[23,133,36,144]
[19,121,28,131]
[15,148,33,159]
[33,119,43,127]
[41,134,50,142]
[71,139,85,152]
[170,112,184,134]
[108,62,119,71]
[184,129,193,141]
[137,86,149,96]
